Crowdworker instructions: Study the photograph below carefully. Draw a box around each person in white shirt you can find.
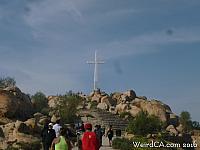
[53,119,62,137]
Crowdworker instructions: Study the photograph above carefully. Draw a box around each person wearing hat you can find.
[41,122,56,150]
[81,123,99,150]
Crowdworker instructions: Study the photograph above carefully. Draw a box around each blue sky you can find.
[0,0,200,121]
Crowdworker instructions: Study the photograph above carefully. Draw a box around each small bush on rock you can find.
[127,111,162,136]
[0,76,16,88]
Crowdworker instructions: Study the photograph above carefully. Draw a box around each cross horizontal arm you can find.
[86,61,105,64]
[86,61,95,64]
[97,61,105,64]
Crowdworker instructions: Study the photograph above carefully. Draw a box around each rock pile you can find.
[47,95,60,108]
[0,112,48,149]
[87,89,179,129]
[0,87,49,149]
[0,86,34,121]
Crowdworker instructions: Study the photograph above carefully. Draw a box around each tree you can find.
[0,77,16,88]
[55,94,82,123]
[180,111,192,132]
[31,92,48,113]
[192,121,200,130]
[127,111,162,136]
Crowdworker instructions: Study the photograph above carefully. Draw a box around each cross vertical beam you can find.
[87,51,105,91]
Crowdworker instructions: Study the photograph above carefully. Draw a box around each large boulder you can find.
[123,90,136,100]
[3,86,22,97]
[192,130,200,149]
[91,94,101,103]
[0,117,13,125]
[0,120,41,150]
[39,116,49,125]
[33,112,44,118]
[176,124,183,133]
[51,115,60,123]
[111,90,136,105]
[124,98,172,122]
[48,96,59,108]
[101,95,116,106]
[89,89,105,102]
[109,106,116,114]
[115,103,129,114]
[136,99,172,122]
[111,92,123,104]
[0,87,33,120]
[121,95,129,103]
[128,105,141,117]
[97,103,109,110]
[24,118,37,129]
[111,90,136,104]
[169,113,179,126]
[0,127,4,138]
[166,125,178,136]
[15,120,30,134]
[33,112,49,126]
[136,96,147,100]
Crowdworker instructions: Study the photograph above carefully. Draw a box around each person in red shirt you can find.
[81,123,99,150]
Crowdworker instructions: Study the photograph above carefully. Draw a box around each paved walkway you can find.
[72,136,115,150]
[100,136,114,150]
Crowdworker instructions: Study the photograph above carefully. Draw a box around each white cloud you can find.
[100,27,200,59]
[131,28,200,45]
[104,8,140,17]
[24,0,83,28]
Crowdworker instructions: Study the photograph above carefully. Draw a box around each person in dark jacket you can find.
[41,123,56,150]
[94,125,103,147]
[41,122,48,150]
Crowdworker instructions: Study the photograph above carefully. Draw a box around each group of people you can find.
[41,119,114,150]
[41,119,71,150]
[79,123,114,150]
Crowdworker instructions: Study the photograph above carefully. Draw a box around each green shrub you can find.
[180,111,193,132]
[127,111,162,136]
[112,138,132,150]
[0,77,16,88]
[90,101,98,109]
[41,107,50,116]
[192,121,200,130]
[55,95,82,124]
[31,91,48,113]
[119,112,134,121]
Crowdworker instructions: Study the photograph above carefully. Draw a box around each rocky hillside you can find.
[0,87,199,149]
[86,89,178,125]
[79,89,184,137]
[0,87,48,149]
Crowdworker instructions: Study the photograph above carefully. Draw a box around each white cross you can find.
[87,51,105,91]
